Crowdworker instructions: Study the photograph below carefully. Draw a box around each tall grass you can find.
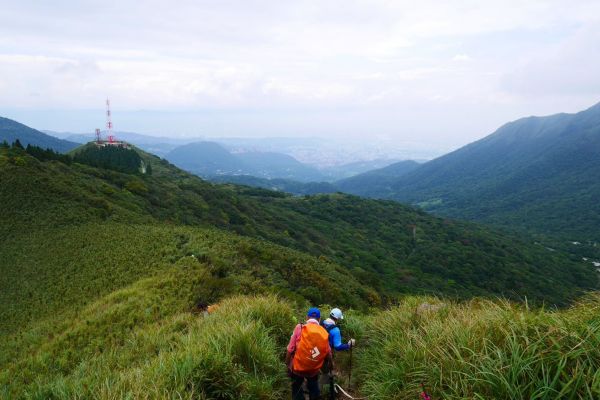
[356,294,600,399]
[1,258,297,399]
[3,251,600,399]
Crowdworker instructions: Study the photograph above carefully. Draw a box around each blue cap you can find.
[307,307,321,319]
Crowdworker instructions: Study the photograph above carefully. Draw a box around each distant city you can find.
[45,129,451,167]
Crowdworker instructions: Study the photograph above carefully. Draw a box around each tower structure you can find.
[106,98,115,143]
[95,128,101,143]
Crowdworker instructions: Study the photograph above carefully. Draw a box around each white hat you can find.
[330,308,344,320]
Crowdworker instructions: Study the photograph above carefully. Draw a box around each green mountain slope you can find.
[1,142,599,399]
[3,278,599,399]
[1,143,595,316]
[0,117,78,153]
[339,102,600,242]
[336,160,420,196]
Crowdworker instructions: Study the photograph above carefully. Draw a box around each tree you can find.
[12,139,23,149]
[146,163,153,175]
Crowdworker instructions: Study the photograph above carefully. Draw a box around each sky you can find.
[1,0,600,152]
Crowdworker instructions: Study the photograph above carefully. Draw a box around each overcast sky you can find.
[1,0,600,148]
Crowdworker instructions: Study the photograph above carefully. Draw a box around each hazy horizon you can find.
[2,1,600,151]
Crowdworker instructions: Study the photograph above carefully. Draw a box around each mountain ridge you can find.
[337,101,600,241]
[0,117,79,153]
[1,141,594,314]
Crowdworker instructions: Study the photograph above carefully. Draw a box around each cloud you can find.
[453,54,472,62]
[0,0,599,144]
[501,24,600,97]
[55,59,101,76]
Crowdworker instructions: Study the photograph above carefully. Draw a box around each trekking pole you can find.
[348,346,353,386]
[329,371,335,400]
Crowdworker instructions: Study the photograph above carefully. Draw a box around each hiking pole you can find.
[329,371,335,400]
[348,346,353,386]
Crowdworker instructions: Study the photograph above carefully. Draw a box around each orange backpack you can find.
[292,323,330,375]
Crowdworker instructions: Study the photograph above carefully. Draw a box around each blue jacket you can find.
[322,318,351,351]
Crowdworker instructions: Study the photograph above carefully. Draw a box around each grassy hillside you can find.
[1,145,594,308]
[2,143,600,399]
[0,117,78,153]
[0,222,376,337]
[356,294,600,399]
[3,286,599,398]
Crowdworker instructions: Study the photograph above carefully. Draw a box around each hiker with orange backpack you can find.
[285,307,334,400]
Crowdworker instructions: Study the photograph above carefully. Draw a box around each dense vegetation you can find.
[2,139,600,398]
[0,116,78,153]
[3,284,599,398]
[1,145,594,309]
[24,143,73,164]
[72,144,144,174]
[0,220,377,337]
[336,102,600,244]
[356,294,600,399]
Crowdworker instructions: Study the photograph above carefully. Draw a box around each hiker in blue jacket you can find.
[322,308,355,351]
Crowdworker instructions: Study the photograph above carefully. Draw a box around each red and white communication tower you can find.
[106,98,115,143]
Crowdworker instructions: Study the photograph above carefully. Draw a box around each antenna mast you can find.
[106,98,114,143]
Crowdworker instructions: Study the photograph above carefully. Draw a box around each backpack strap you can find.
[321,320,336,332]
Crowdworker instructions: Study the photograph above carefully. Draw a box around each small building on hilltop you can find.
[94,129,130,149]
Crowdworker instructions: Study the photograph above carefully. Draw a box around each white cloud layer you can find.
[1,0,599,145]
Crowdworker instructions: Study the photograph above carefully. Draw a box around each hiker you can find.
[286,307,334,400]
[322,308,355,352]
